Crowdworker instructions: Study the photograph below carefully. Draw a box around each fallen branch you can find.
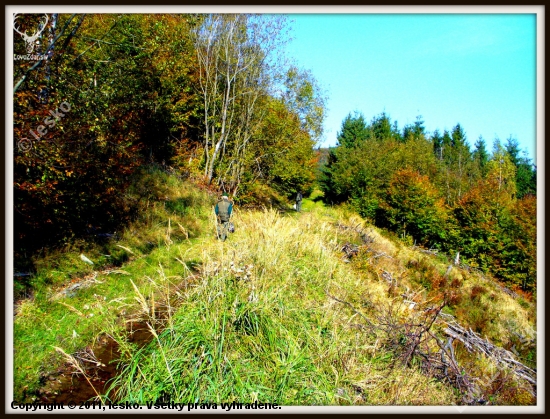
[427,332,481,404]
[369,251,392,260]
[412,246,439,256]
[441,316,536,393]
[341,242,359,259]
[327,292,376,330]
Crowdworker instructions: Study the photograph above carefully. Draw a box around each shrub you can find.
[379,169,450,247]
[470,285,487,302]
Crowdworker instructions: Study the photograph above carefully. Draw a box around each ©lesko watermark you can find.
[17,101,72,152]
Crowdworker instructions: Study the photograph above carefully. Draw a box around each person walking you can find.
[215,192,233,241]
[295,190,303,212]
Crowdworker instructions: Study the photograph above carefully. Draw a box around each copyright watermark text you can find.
[17,101,72,152]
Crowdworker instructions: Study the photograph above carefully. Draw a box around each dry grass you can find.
[15,174,536,406]
[108,206,464,405]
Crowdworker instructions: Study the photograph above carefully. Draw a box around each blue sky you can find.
[284,13,537,163]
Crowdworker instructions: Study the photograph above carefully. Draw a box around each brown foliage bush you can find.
[470,285,487,302]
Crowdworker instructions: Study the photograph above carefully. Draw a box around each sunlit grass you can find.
[13,167,213,402]
[106,206,461,405]
[13,171,537,406]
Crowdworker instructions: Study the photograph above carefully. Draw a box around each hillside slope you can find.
[13,173,537,406]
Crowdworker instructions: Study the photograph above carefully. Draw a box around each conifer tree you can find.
[336,112,369,148]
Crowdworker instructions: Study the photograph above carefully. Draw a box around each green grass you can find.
[13,171,537,406]
[105,207,460,405]
[109,277,337,404]
[13,167,214,402]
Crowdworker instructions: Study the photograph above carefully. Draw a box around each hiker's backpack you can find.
[217,200,231,222]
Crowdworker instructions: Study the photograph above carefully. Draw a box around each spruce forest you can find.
[13,14,537,408]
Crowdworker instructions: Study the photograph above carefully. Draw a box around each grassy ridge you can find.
[108,208,458,405]
[13,169,537,405]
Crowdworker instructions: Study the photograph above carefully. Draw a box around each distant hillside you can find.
[315,147,331,179]
[316,147,331,166]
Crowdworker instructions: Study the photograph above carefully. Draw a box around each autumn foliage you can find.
[12,14,535,294]
[380,169,449,247]
[13,14,321,271]
[321,112,537,293]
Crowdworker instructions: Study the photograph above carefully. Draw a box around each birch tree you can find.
[193,14,289,188]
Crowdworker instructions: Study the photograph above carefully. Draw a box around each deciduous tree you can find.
[380,169,449,246]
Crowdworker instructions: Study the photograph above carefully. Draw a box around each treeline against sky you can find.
[320,112,536,292]
[13,13,536,293]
